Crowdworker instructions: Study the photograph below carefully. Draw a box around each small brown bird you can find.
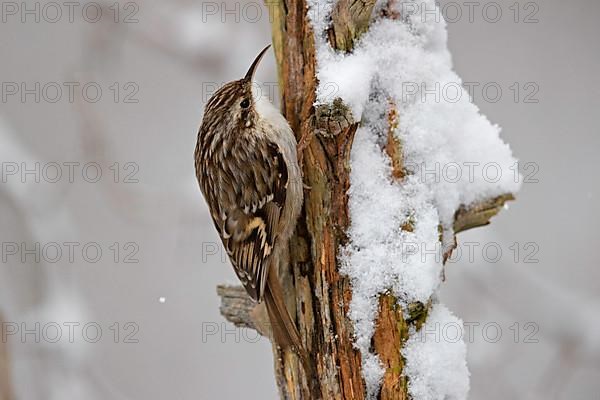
[194,46,308,365]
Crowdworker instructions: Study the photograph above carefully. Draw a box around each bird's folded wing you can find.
[200,140,288,301]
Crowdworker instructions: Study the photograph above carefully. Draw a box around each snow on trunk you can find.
[307,0,521,398]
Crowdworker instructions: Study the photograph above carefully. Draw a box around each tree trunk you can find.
[0,312,14,400]
[217,0,515,398]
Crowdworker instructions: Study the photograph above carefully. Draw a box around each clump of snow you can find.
[307,0,520,398]
[402,304,470,400]
[361,351,386,397]
[310,6,520,225]
[342,92,447,398]
[342,124,443,347]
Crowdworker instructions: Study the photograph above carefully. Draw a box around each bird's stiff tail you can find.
[264,269,312,375]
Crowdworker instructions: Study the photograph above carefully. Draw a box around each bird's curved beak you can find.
[244,45,271,83]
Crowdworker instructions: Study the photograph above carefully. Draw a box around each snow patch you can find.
[307,0,520,398]
[402,304,470,400]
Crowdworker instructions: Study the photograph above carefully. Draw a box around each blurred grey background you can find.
[0,0,598,399]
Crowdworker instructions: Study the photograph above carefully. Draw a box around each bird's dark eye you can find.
[240,99,250,108]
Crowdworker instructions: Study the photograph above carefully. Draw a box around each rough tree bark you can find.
[217,1,515,398]
[0,312,14,400]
